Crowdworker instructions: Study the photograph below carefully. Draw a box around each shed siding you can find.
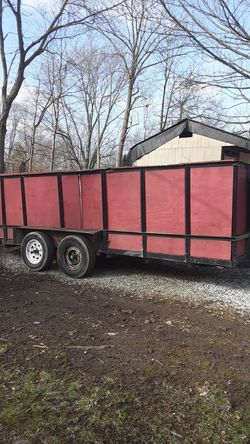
[134,134,232,166]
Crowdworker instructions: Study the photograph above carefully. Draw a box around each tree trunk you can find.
[116,79,133,167]
[50,127,57,171]
[50,101,60,171]
[29,126,36,172]
[96,145,100,169]
[0,112,8,173]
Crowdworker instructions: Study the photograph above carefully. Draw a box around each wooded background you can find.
[0,0,249,173]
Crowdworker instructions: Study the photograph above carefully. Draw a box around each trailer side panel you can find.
[145,169,185,234]
[81,174,103,230]
[25,176,60,228]
[62,175,81,229]
[5,178,23,226]
[106,171,141,231]
[190,166,233,237]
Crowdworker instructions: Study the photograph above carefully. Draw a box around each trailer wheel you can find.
[21,232,54,272]
[57,235,95,278]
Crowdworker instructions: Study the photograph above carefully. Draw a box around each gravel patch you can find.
[1,247,250,315]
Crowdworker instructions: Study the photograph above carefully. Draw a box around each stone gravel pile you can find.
[1,247,250,314]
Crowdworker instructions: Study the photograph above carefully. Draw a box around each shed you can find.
[127,119,250,166]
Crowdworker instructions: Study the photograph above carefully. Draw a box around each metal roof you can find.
[127,118,250,165]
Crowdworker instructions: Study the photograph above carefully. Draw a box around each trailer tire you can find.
[21,232,54,272]
[57,235,95,278]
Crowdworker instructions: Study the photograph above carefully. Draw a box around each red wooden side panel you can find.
[81,174,103,229]
[236,166,247,235]
[108,233,142,252]
[191,239,231,260]
[0,228,4,238]
[4,178,23,226]
[0,181,2,226]
[147,236,185,256]
[145,169,185,234]
[107,171,141,231]
[191,166,233,237]
[62,175,81,229]
[25,176,60,228]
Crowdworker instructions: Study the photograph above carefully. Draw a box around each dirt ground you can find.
[0,261,250,443]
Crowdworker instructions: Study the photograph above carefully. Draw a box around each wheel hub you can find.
[65,247,82,269]
[26,240,43,265]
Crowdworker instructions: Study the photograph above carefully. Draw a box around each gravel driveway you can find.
[1,247,250,315]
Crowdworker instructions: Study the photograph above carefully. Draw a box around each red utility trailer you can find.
[0,160,249,278]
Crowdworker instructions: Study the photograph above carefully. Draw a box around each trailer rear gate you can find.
[0,161,249,277]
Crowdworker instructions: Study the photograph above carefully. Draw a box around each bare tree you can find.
[28,79,54,171]
[0,0,123,172]
[27,38,76,171]
[5,102,32,172]
[80,47,124,168]
[159,63,175,131]
[159,0,250,79]
[5,102,26,171]
[158,68,224,130]
[99,0,174,166]
[44,48,68,171]
[158,0,250,126]
[56,45,125,169]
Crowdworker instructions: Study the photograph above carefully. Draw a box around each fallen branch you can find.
[67,345,112,351]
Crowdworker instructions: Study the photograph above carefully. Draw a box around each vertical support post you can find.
[246,166,250,258]
[140,168,147,259]
[101,171,108,250]
[20,176,27,226]
[57,174,65,229]
[78,174,83,228]
[185,166,191,264]
[231,164,238,264]
[0,178,7,244]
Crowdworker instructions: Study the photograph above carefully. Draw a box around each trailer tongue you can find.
[0,160,248,278]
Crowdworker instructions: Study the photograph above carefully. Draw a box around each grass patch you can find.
[0,341,11,355]
[0,367,249,443]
